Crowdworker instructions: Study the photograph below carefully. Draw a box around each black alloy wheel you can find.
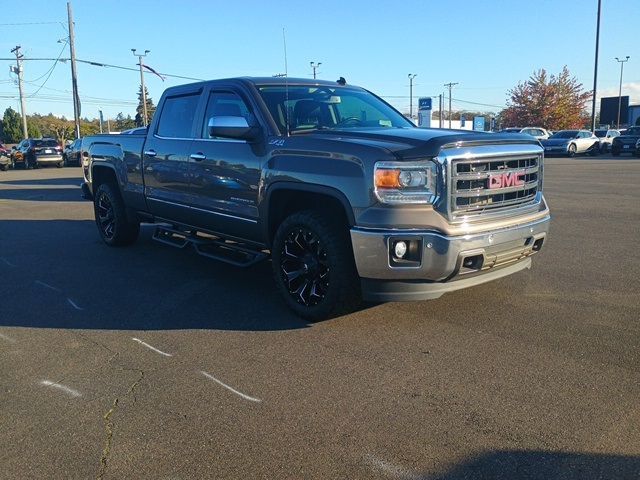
[271,210,360,321]
[280,228,330,307]
[96,189,116,240]
[93,183,140,246]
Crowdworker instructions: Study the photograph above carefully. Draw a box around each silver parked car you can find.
[502,127,550,140]
[540,130,600,157]
[520,127,551,140]
[594,129,620,152]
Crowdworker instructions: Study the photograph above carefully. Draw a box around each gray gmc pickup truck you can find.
[81,77,550,320]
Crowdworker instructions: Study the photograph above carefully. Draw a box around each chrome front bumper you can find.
[350,215,550,301]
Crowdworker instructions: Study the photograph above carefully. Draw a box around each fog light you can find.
[394,241,407,259]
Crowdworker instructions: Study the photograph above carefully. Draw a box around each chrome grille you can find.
[450,154,541,218]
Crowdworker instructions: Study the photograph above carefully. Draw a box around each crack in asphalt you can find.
[97,368,144,480]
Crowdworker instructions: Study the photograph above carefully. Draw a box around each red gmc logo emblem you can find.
[489,171,525,189]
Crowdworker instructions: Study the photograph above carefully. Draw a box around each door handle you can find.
[190,153,207,161]
[144,150,157,157]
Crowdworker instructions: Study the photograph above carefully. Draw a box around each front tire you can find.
[568,143,577,157]
[93,183,140,246]
[271,210,360,321]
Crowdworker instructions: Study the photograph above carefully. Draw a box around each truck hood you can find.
[304,127,540,159]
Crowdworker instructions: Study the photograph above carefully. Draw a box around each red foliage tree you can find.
[500,67,591,130]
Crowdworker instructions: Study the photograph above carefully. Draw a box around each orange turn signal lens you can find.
[375,169,401,188]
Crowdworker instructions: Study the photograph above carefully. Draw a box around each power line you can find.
[26,41,68,97]
[451,97,504,108]
[0,21,64,26]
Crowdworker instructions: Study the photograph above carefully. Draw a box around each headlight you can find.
[374,159,437,204]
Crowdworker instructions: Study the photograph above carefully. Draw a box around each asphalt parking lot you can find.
[1,156,639,479]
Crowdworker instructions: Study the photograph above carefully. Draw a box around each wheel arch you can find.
[262,182,355,248]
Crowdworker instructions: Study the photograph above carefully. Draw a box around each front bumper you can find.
[351,215,550,302]
[542,145,569,154]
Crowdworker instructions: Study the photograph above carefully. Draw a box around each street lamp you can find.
[132,49,151,126]
[615,56,630,129]
[310,61,322,80]
[408,74,417,119]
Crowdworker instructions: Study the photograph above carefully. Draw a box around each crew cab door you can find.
[142,90,201,222]
[187,88,263,241]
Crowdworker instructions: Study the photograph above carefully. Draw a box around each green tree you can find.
[500,67,591,130]
[2,107,23,143]
[135,85,155,127]
[115,112,136,131]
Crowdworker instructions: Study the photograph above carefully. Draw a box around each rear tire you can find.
[271,210,360,321]
[93,183,140,246]
[56,162,63,168]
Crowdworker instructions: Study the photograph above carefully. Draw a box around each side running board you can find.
[152,225,268,268]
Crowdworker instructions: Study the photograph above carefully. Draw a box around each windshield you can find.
[549,131,578,139]
[594,131,606,138]
[257,85,413,134]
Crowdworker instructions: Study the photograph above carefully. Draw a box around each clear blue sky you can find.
[1,0,638,120]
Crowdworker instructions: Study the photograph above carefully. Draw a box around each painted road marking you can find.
[35,280,62,292]
[131,337,173,357]
[67,298,84,311]
[363,454,424,480]
[0,258,16,267]
[200,370,262,403]
[40,380,82,398]
[0,333,16,343]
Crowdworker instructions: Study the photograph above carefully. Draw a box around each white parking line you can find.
[35,280,62,292]
[40,380,82,398]
[0,333,16,343]
[0,258,16,267]
[200,370,262,403]
[131,337,173,357]
[363,454,424,480]
[66,298,84,311]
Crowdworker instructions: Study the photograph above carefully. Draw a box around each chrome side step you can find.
[152,225,268,268]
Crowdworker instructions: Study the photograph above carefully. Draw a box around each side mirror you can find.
[208,116,260,141]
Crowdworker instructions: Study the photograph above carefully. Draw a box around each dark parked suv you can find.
[63,138,83,166]
[13,138,63,169]
[611,126,640,156]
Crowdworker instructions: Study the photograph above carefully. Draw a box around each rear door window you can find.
[156,93,201,138]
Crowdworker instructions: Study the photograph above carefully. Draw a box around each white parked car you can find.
[520,127,551,140]
[540,130,600,157]
[502,127,551,140]
[594,129,620,152]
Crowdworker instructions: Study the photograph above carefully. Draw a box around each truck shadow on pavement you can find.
[425,449,640,480]
[0,220,316,331]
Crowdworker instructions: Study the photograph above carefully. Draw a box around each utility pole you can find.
[408,74,417,119]
[444,82,458,129]
[67,2,81,139]
[310,61,321,80]
[439,93,443,128]
[10,46,28,139]
[615,56,630,129]
[132,48,150,126]
[590,0,601,132]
